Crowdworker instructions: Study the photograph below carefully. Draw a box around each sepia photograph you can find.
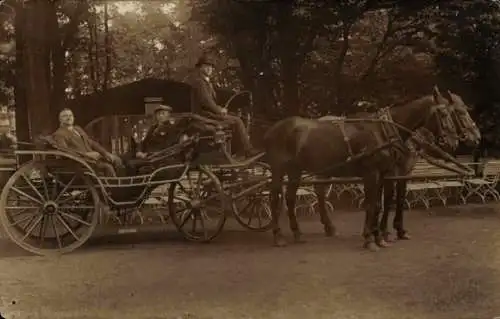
[0,0,498,318]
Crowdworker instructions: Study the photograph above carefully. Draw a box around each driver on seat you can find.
[190,55,258,158]
[52,108,122,176]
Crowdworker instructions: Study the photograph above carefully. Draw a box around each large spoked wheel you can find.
[168,165,227,242]
[0,161,99,256]
[229,162,272,232]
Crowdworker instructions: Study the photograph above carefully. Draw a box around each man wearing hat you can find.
[136,104,181,158]
[190,55,257,157]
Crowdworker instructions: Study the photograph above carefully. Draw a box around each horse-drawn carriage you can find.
[0,86,482,255]
[0,108,273,256]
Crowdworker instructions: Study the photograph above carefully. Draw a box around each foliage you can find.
[2,0,500,147]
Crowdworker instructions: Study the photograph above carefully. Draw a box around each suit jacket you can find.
[138,119,185,153]
[0,134,14,150]
[52,125,109,156]
[190,71,223,115]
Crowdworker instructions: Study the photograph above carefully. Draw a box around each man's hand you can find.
[6,132,16,143]
[136,152,147,159]
[85,151,101,161]
[220,107,228,115]
[106,153,123,166]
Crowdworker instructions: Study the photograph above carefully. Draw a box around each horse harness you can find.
[328,108,404,161]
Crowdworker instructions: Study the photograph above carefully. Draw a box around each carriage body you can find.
[0,110,272,255]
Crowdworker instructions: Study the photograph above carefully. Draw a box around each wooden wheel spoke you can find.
[20,173,46,202]
[256,202,265,227]
[11,186,43,205]
[239,199,253,218]
[172,195,190,204]
[6,207,38,219]
[246,201,256,225]
[50,215,62,250]
[38,215,48,246]
[200,191,221,205]
[21,214,43,241]
[58,211,91,227]
[198,210,208,239]
[55,214,80,241]
[195,171,203,196]
[191,210,198,233]
[8,214,33,227]
[177,207,192,229]
[54,175,76,202]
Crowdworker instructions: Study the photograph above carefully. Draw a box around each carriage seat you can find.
[35,135,119,177]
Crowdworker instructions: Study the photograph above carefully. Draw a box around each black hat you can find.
[154,104,172,113]
[195,55,216,68]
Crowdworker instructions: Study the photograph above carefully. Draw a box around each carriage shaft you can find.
[229,180,269,201]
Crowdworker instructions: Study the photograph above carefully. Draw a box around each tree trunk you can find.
[47,1,65,116]
[13,1,29,144]
[23,0,52,136]
[102,2,111,91]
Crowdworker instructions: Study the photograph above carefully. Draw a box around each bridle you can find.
[448,104,480,143]
[425,103,459,150]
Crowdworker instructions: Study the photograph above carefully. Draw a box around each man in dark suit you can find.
[52,108,122,176]
[135,104,182,158]
[190,55,257,157]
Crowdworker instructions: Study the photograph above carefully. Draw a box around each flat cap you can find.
[154,104,172,113]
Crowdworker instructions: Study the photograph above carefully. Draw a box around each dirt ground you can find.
[1,205,500,319]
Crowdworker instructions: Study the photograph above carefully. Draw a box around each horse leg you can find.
[270,169,286,247]
[373,177,390,248]
[362,173,382,252]
[380,179,395,243]
[314,184,336,237]
[394,180,411,240]
[285,171,305,244]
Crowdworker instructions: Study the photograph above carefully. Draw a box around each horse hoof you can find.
[376,239,391,248]
[364,242,379,252]
[397,232,411,240]
[383,233,395,243]
[294,234,306,244]
[324,227,336,237]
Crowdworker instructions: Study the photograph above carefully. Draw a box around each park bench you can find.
[463,159,500,203]
[403,160,468,209]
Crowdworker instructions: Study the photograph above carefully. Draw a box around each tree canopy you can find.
[1,0,500,146]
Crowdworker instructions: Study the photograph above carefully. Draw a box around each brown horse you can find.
[380,89,481,242]
[263,88,462,251]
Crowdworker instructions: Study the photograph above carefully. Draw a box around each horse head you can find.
[390,87,459,151]
[438,88,481,148]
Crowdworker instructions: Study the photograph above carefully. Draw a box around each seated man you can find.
[190,55,258,157]
[135,104,186,159]
[52,108,122,177]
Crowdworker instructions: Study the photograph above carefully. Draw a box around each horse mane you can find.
[389,94,434,109]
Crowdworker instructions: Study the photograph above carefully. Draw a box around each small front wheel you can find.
[230,162,272,231]
[168,166,227,242]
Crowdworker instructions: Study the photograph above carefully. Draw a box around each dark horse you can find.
[379,88,481,242]
[263,88,465,251]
